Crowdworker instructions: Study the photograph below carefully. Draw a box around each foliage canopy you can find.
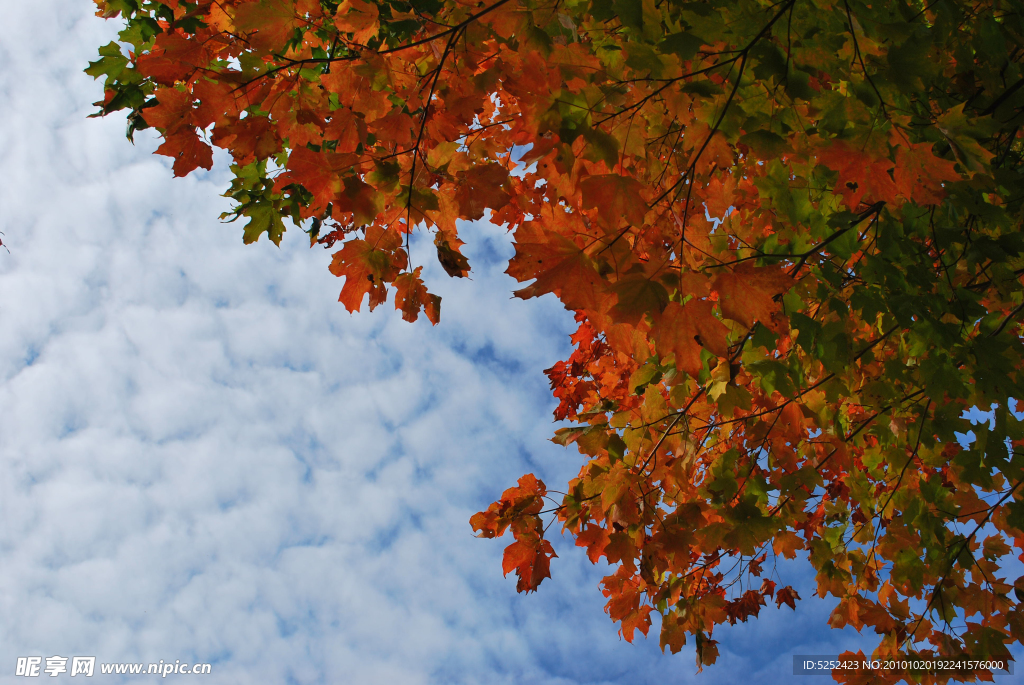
[90,0,1024,678]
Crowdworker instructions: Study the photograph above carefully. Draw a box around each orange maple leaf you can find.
[652,299,730,376]
[470,473,547,538]
[136,32,212,86]
[507,222,606,311]
[455,163,511,221]
[893,141,962,205]
[608,274,669,326]
[394,267,441,324]
[333,0,379,44]
[695,632,720,670]
[192,78,245,129]
[620,605,655,642]
[142,87,194,134]
[154,129,213,177]
[371,112,415,149]
[232,0,311,52]
[817,141,899,211]
[703,174,738,220]
[322,107,368,154]
[502,537,556,593]
[211,115,281,165]
[335,176,383,226]
[327,226,405,312]
[435,237,470,278]
[712,262,794,331]
[575,524,611,563]
[659,612,688,654]
[275,147,360,217]
[579,174,648,228]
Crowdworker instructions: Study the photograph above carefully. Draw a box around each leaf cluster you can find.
[89,0,1024,677]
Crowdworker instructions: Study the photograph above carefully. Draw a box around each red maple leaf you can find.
[775,586,801,610]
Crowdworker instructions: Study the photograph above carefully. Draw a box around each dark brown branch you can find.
[403,29,461,267]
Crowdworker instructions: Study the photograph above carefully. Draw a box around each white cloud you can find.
[0,3,901,684]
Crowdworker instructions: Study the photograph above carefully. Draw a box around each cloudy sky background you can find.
[0,3,928,683]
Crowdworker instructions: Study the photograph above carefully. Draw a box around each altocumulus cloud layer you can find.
[0,3,881,684]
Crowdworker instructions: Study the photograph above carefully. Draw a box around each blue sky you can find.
[0,3,910,683]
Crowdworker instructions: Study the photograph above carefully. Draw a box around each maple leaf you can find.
[403,186,442,226]
[394,267,441,324]
[659,612,688,654]
[711,262,793,331]
[651,299,730,376]
[775,586,800,610]
[608,274,669,326]
[192,78,246,129]
[817,141,899,211]
[435,237,470,278]
[695,631,719,671]
[575,524,611,563]
[455,163,511,221]
[275,147,360,217]
[136,32,212,85]
[333,0,379,44]
[506,222,605,312]
[232,0,308,52]
[936,104,996,174]
[155,129,213,177]
[470,473,547,539]
[603,569,643,623]
[694,130,733,175]
[579,174,648,228]
[962,623,1013,660]
[772,531,804,559]
[502,537,557,593]
[323,107,368,154]
[725,589,767,624]
[893,141,962,205]
[211,115,281,165]
[336,176,383,226]
[620,604,654,643]
[239,202,287,245]
[328,226,405,312]
[702,176,737,221]
[142,87,195,134]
